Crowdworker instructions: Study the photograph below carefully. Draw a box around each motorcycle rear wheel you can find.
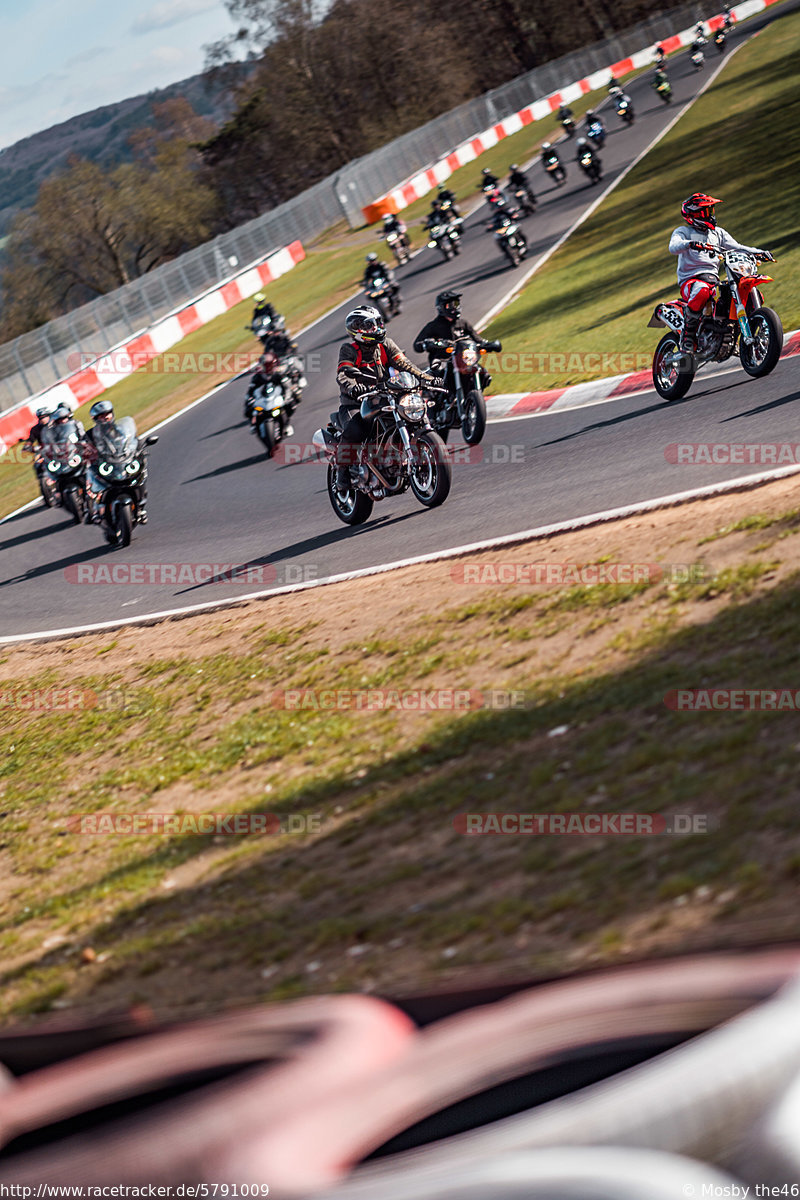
[326,465,374,526]
[462,390,487,445]
[409,433,451,508]
[653,333,695,400]
[740,307,783,378]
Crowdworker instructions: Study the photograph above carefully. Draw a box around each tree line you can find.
[1,0,671,340]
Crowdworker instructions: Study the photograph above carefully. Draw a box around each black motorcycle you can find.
[365,272,401,321]
[426,216,463,261]
[543,151,567,185]
[312,369,451,526]
[422,336,492,445]
[90,417,157,547]
[40,420,87,524]
[561,115,576,138]
[248,311,287,348]
[490,212,528,268]
[247,374,301,458]
[511,186,537,216]
[714,29,726,52]
[578,147,603,185]
[586,120,606,150]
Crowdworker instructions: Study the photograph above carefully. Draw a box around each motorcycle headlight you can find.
[68,454,82,468]
[461,347,478,366]
[125,459,141,475]
[48,459,61,472]
[99,462,113,477]
[398,394,425,421]
[271,408,282,417]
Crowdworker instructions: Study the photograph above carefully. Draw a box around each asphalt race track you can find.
[1,12,796,638]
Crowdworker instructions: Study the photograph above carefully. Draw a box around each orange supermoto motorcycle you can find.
[648,247,782,400]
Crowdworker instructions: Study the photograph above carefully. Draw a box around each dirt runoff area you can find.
[3,471,800,1022]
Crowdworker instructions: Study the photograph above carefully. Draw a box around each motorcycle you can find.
[422,336,491,445]
[578,148,602,185]
[614,93,635,124]
[714,29,726,52]
[427,216,463,261]
[543,152,567,185]
[561,115,576,138]
[490,212,528,268]
[248,375,300,458]
[654,76,672,104]
[381,227,411,266]
[90,416,157,547]
[40,420,87,524]
[248,311,286,347]
[312,369,451,527]
[586,120,606,150]
[691,44,705,69]
[648,248,782,401]
[511,186,536,216]
[365,272,401,321]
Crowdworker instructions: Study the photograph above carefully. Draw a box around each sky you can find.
[0,0,240,151]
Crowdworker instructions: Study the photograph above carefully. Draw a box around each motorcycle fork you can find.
[729,277,754,346]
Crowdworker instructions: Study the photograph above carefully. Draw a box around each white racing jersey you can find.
[669,223,761,286]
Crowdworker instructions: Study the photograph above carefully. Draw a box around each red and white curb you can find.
[486,328,800,420]
[0,240,305,456]
[364,0,777,221]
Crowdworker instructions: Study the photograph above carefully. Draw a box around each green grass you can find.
[484,10,800,392]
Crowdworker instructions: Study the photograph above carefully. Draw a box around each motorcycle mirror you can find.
[144,435,159,446]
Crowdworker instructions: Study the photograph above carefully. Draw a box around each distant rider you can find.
[23,406,53,483]
[669,192,773,355]
[244,351,301,435]
[362,252,401,312]
[413,291,501,406]
[437,184,462,217]
[508,163,536,207]
[480,167,500,190]
[382,212,410,247]
[334,307,436,490]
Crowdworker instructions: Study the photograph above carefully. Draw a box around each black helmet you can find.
[345,306,385,346]
[52,403,72,423]
[36,406,51,419]
[435,290,462,320]
[90,399,115,422]
[586,110,596,120]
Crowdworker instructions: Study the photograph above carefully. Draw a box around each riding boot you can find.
[681,311,701,354]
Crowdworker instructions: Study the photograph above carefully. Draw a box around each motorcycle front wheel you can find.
[326,465,374,526]
[653,333,695,401]
[114,500,134,548]
[740,307,783,378]
[462,390,487,445]
[409,432,451,508]
[63,486,84,525]
[257,417,275,457]
[39,476,55,508]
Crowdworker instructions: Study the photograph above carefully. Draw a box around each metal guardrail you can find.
[0,0,716,413]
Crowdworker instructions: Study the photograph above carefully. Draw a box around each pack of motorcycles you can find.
[28,25,778,539]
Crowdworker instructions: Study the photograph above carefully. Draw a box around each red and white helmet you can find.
[681,192,721,232]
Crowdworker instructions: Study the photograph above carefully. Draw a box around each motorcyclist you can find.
[654,43,666,65]
[558,103,575,131]
[23,406,53,481]
[413,290,501,385]
[575,136,600,165]
[437,184,462,217]
[251,292,278,331]
[81,400,120,525]
[382,212,410,247]
[479,167,500,190]
[244,351,300,436]
[362,252,401,314]
[263,325,298,361]
[669,192,774,355]
[694,20,707,40]
[508,164,536,207]
[652,67,670,90]
[540,141,564,173]
[584,110,606,142]
[334,307,436,491]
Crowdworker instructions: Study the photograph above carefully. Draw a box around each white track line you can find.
[4,463,800,646]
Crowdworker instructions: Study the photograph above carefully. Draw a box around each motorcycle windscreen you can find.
[92,416,138,464]
[41,421,82,458]
[386,368,418,392]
